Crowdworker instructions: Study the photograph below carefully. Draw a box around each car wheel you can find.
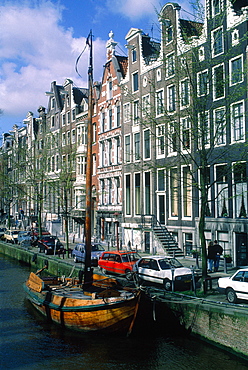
[44,249,48,255]
[125,269,133,281]
[164,279,172,291]
[226,288,237,303]
[73,256,78,263]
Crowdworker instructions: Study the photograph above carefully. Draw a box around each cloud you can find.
[106,0,161,20]
[0,1,106,123]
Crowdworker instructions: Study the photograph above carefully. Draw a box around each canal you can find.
[1,254,247,370]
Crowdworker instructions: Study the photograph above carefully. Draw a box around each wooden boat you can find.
[24,271,140,334]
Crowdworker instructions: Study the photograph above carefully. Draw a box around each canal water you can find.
[1,255,247,370]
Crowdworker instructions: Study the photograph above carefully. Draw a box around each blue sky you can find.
[0,0,195,134]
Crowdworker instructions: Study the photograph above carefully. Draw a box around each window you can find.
[233,162,247,218]
[114,136,121,164]
[212,27,223,56]
[123,103,130,122]
[51,97,55,109]
[62,133,66,146]
[72,109,76,121]
[230,55,243,85]
[167,85,176,112]
[108,140,112,165]
[108,108,112,129]
[51,115,55,127]
[213,0,221,16]
[167,25,173,43]
[125,135,131,163]
[134,132,140,161]
[198,111,210,148]
[144,172,151,214]
[197,70,208,96]
[144,129,151,159]
[213,64,224,99]
[133,100,139,124]
[116,105,120,127]
[156,90,164,116]
[100,179,105,205]
[132,49,137,62]
[62,114,66,126]
[67,111,71,125]
[125,174,131,215]
[166,53,175,77]
[115,177,120,204]
[101,111,105,132]
[231,101,244,142]
[158,169,165,191]
[214,107,226,145]
[168,121,177,154]
[108,179,112,204]
[170,168,178,217]
[77,156,87,175]
[181,117,190,150]
[142,94,150,115]
[180,79,190,107]
[157,124,165,156]
[132,72,139,92]
[134,173,141,215]
[216,164,229,217]
[182,166,192,217]
[107,80,113,100]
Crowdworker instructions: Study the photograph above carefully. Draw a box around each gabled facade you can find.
[96,32,128,248]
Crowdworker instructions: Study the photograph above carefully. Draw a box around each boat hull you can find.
[24,272,140,334]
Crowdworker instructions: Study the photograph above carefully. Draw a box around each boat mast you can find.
[84,30,93,287]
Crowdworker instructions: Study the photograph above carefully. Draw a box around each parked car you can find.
[4,230,20,244]
[0,227,7,240]
[17,231,32,246]
[31,227,50,244]
[37,235,64,255]
[72,243,105,266]
[133,256,194,290]
[218,268,248,303]
[98,250,140,280]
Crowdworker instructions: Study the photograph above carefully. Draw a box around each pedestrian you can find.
[207,241,216,273]
[213,240,223,272]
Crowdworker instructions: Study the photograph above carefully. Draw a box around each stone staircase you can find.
[151,216,184,257]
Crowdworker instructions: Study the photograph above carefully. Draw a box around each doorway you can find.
[236,233,248,266]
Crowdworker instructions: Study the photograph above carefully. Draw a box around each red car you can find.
[98,250,140,280]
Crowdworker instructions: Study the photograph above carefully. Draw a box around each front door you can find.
[236,233,248,266]
[158,195,165,224]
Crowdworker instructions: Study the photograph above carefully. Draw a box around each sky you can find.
[0,0,196,134]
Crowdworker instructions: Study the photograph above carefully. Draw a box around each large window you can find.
[166,53,175,77]
[197,70,208,96]
[108,108,112,130]
[168,121,177,154]
[157,169,165,191]
[123,103,130,122]
[198,111,210,148]
[144,172,151,214]
[133,100,139,124]
[156,90,164,116]
[135,173,141,215]
[182,166,192,217]
[116,105,120,127]
[132,72,139,92]
[157,124,165,156]
[167,85,176,112]
[180,79,190,107]
[125,135,131,162]
[181,117,190,150]
[231,101,244,142]
[143,129,151,159]
[212,27,223,56]
[134,132,140,161]
[77,156,87,176]
[214,107,226,145]
[125,174,131,215]
[213,64,224,99]
[170,168,178,217]
[142,94,150,115]
[215,164,229,217]
[101,111,105,132]
[233,162,247,218]
[230,55,243,85]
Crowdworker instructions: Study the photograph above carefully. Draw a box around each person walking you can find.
[213,240,223,272]
[207,241,216,273]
